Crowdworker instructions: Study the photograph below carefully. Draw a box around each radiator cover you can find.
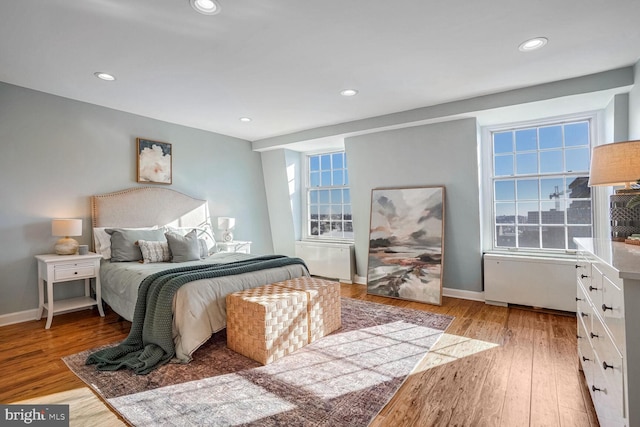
[294,241,355,283]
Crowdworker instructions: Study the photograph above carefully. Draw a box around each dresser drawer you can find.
[53,262,96,281]
[577,315,595,383]
[587,263,604,309]
[590,318,624,420]
[600,274,625,348]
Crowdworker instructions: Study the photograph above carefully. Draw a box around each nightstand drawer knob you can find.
[581,274,589,279]
[602,304,612,311]
[603,361,614,370]
[590,332,599,339]
[589,285,599,292]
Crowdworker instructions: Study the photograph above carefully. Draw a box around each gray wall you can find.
[0,82,273,317]
[345,118,482,292]
[630,61,640,139]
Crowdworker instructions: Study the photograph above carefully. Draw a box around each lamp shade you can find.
[589,140,640,187]
[51,219,82,237]
[217,217,235,230]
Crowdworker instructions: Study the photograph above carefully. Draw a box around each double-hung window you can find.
[485,115,594,251]
[305,151,353,240]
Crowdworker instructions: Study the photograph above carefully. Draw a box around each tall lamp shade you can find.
[588,140,640,188]
[217,217,235,242]
[52,218,82,255]
[588,140,640,240]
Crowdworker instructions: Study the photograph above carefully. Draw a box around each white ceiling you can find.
[1,0,639,143]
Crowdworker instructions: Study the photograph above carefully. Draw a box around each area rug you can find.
[63,297,453,426]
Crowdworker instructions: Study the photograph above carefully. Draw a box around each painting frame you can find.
[366,185,445,305]
[136,138,172,185]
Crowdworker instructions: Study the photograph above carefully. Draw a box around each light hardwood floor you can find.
[0,284,598,426]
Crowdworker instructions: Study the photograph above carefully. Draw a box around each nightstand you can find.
[35,253,104,329]
[217,241,252,254]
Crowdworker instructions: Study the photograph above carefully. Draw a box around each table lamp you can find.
[217,217,235,242]
[588,140,640,240]
[52,218,82,255]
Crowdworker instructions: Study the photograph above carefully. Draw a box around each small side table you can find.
[217,240,252,254]
[35,253,104,329]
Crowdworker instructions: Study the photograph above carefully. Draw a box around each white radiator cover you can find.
[295,241,355,283]
[483,253,576,312]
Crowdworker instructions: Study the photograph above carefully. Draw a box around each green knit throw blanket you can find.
[86,255,307,374]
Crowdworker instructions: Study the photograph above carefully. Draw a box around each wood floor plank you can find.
[0,283,598,427]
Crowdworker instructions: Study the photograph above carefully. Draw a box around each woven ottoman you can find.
[226,284,308,365]
[274,277,341,343]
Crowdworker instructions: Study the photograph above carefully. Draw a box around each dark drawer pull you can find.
[580,312,588,317]
[575,264,580,269]
[576,297,582,301]
[589,286,599,292]
[581,274,589,279]
[577,334,582,339]
[590,332,599,339]
[592,385,602,392]
[602,304,612,312]
[582,356,590,362]
[603,361,614,370]
[74,271,78,275]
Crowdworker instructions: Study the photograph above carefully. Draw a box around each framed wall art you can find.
[136,138,172,184]
[367,186,445,305]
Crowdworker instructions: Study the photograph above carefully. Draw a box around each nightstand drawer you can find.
[54,263,96,281]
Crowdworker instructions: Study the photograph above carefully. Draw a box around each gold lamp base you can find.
[55,237,79,255]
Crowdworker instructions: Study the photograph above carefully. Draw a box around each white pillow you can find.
[92,226,158,260]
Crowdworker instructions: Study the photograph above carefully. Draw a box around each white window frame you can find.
[480,111,602,254]
[301,150,353,242]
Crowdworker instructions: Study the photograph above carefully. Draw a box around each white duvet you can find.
[99,252,309,362]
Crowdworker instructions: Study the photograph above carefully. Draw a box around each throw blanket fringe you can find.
[86,255,308,374]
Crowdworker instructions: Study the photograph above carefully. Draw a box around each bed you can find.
[91,187,309,363]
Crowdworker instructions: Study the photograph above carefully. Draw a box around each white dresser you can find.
[575,238,640,427]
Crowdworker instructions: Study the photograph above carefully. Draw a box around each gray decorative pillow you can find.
[166,229,200,263]
[106,228,167,262]
[138,240,171,263]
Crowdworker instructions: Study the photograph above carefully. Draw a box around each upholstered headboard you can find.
[91,187,210,229]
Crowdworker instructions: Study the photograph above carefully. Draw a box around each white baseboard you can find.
[443,287,485,302]
[350,276,485,302]
[0,308,39,327]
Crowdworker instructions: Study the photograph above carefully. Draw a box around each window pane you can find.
[495,180,515,201]
[540,201,565,224]
[332,152,344,169]
[320,154,331,170]
[518,226,540,248]
[330,204,342,219]
[332,170,344,185]
[496,225,516,247]
[495,155,514,176]
[309,190,318,204]
[517,179,539,200]
[567,177,590,198]
[515,128,537,151]
[565,122,589,147]
[310,221,319,235]
[309,156,320,171]
[310,172,319,187]
[319,221,330,235]
[309,203,318,218]
[319,190,329,203]
[517,202,538,223]
[319,205,330,219]
[565,147,590,172]
[568,226,592,249]
[567,200,591,224]
[331,189,342,203]
[344,204,352,216]
[516,153,537,174]
[344,222,353,232]
[542,226,565,249]
[321,171,331,186]
[539,126,562,149]
[343,189,351,203]
[541,178,564,200]
[494,132,513,154]
[495,202,515,222]
[539,150,563,173]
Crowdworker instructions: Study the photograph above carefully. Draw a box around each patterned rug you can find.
[63,297,453,426]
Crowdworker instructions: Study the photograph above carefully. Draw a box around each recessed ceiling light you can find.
[239,117,252,122]
[340,89,358,97]
[190,0,221,15]
[94,72,116,81]
[518,37,548,52]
